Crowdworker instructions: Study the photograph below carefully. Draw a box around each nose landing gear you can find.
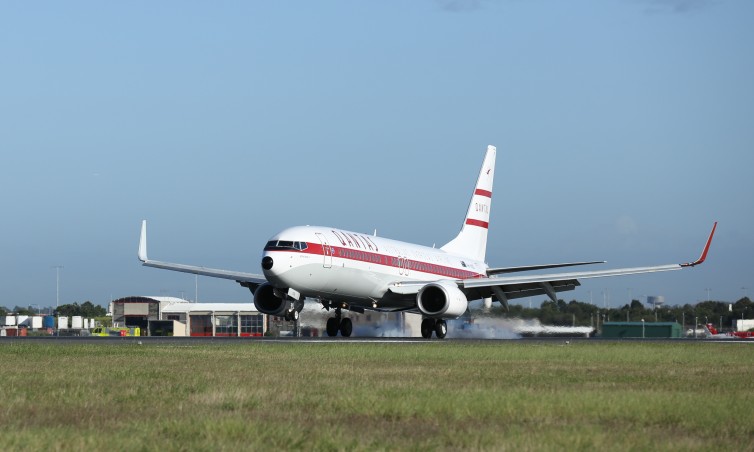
[283,309,299,322]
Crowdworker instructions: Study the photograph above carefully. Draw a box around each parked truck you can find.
[91,327,141,337]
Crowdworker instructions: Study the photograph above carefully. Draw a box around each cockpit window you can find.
[264,240,308,251]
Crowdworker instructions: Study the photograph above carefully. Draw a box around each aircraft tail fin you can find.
[441,145,496,262]
[705,323,719,335]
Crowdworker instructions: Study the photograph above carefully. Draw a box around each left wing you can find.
[463,222,717,306]
[137,220,267,289]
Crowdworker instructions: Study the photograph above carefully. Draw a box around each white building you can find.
[109,296,265,337]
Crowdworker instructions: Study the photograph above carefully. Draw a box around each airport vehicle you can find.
[92,326,141,337]
[704,324,754,339]
[137,145,716,338]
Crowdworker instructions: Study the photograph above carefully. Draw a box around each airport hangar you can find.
[109,297,267,337]
[110,296,416,337]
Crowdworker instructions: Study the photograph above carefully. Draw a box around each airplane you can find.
[704,324,754,339]
[137,145,717,339]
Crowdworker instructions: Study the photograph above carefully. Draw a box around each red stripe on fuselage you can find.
[475,189,492,198]
[266,243,485,279]
[465,218,489,229]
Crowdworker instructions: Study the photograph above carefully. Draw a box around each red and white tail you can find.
[705,324,719,335]
[441,145,496,262]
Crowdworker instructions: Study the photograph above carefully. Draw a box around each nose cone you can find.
[261,256,274,271]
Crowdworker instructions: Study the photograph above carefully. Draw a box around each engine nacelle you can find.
[253,283,291,317]
[417,281,468,318]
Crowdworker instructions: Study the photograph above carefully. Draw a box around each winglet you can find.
[681,222,717,267]
[138,220,148,262]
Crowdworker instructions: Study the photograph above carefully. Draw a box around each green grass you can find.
[1,341,753,451]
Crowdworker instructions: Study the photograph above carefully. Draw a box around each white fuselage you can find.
[261,226,487,307]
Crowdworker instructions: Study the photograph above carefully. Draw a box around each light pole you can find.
[52,265,63,310]
[695,316,698,339]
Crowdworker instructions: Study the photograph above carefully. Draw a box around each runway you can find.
[2,336,752,345]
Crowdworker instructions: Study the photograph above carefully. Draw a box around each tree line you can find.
[501,297,753,331]
[0,302,107,318]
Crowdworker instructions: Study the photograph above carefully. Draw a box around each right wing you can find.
[137,220,267,287]
[462,222,717,307]
[386,223,716,311]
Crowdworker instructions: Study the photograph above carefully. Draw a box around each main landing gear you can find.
[326,308,352,337]
[421,318,447,339]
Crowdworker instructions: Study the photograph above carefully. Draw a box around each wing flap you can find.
[487,261,605,275]
[463,264,682,290]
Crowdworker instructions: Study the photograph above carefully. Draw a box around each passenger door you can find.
[315,233,333,268]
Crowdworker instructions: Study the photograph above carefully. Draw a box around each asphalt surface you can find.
[2,336,752,345]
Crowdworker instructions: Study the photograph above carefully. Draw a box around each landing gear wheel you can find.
[421,319,434,339]
[326,318,339,337]
[434,319,447,339]
[291,310,299,321]
[339,318,353,337]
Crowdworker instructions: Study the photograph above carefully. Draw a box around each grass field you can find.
[1,340,753,451]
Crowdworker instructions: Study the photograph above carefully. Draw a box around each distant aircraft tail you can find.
[441,145,496,262]
[705,323,719,335]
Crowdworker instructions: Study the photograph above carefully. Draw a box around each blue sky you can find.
[1,0,752,311]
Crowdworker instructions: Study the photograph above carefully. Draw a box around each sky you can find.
[1,0,752,312]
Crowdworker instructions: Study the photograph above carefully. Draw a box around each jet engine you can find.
[253,283,291,317]
[417,281,468,318]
